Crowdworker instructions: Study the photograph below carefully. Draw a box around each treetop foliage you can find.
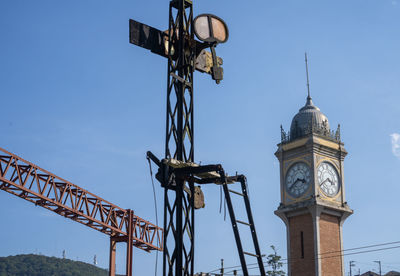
[0,254,123,276]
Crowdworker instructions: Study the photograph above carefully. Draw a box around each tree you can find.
[266,245,285,276]
[0,254,126,276]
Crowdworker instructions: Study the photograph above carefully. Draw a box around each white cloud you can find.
[390,133,400,158]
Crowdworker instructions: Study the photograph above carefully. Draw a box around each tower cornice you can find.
[275,197,353,218]
[275,134,347,160]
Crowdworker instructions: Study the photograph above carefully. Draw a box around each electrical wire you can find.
[219,185,223,214]
[147,156,159,276]
[319,240,400,256]
[207,240,400,274]
[243,245,400,273]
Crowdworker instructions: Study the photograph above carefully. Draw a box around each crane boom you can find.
[0,147,163,252]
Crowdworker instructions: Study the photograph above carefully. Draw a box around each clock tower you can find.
[275,94,353,276]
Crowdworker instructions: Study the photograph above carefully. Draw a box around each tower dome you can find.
[290,95,330,140]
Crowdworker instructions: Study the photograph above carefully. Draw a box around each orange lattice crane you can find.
[0,147,163,276]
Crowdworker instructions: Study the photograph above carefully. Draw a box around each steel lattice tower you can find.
[164,1,195,275]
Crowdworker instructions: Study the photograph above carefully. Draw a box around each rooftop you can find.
[280,95,341,144]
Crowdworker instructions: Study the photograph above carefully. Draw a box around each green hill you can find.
[0,254,123,276]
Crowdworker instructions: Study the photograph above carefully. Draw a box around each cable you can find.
[219,185,222,213]
[332,245,400,258]
[224,189,227,221]
[319,240,400,256]
[243,245,400,272]
[218,245,400,276]
[207,240,400,274]
[147,156,159,276]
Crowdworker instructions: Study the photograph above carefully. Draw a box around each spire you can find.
[304,52,313,106]
[305,52,311,98]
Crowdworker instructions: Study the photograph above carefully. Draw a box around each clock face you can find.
[317,162,340,197]
[285,162,311,198]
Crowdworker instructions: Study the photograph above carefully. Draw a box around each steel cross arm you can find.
[172,164,222,176]
[187,170,244,185]
[129,19,222,76]
[146,152,224,185]
[0,147,163,252]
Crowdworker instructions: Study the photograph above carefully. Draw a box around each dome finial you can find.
[305,52,311,100]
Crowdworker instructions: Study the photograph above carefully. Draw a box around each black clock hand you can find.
[320,178,330,186]
[289,178,304,190]
[289,179,299,190]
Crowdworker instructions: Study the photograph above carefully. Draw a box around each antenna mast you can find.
[305,52,311,98]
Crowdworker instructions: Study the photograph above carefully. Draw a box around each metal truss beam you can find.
[0,147,163,252]
[163,0,195,275]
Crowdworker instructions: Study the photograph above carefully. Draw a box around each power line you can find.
[208,241,400,274]
[246,246,400,273]
[319,241,400,256]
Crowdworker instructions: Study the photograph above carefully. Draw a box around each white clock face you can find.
[317,162,340,197]
[285,162,311,198]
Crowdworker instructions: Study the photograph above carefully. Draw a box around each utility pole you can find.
[220,259,224,276]
[163,2,195,275]
[130,2,264,276]
[374,261,382,276]
[349,261,355,276]
[130,2,231,276]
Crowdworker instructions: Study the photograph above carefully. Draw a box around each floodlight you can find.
[194,14,229,44]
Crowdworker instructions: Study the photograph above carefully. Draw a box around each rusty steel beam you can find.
[0,147,163,252]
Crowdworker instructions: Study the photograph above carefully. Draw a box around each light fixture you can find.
[194,14,229,44]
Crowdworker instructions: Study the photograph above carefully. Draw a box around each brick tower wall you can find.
[289,213,316,276]
[319,213,343,276]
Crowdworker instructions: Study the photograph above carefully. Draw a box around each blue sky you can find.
[1,0,400,275]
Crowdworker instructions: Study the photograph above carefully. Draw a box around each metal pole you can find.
[164,0,195,275]
[109,237,117,276]
[240,177,266,276]
[222,183,248,276]
[126,209,134,276]
[374,261,381,276]
[349,261,355,276]
[175,180,184,276]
